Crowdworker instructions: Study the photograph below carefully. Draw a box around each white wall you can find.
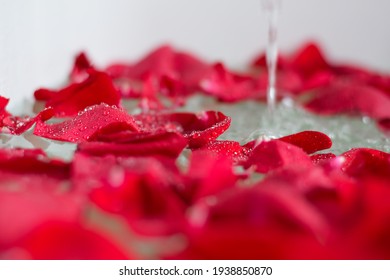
[1,0,389,111]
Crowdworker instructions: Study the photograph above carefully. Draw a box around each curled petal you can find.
[34,71,121,117]
[34,104,139,143]
[134,111,231,148]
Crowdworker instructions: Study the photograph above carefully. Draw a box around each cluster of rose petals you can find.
[251,42,390,132]
[0,41,390,259]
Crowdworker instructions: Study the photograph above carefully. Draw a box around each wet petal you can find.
[279,130,332,154]
[34,71,121,117]
[34,103,139,143]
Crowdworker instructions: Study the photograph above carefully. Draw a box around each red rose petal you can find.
[301,71,334,92]
[34,103,139,143]
[341,148,390,179]
[125,45,176,80]
[310,153,336,165]
[244,139,313,173]
[0,96,11,126]
[0,148,69,178]
[200,63,261,102]
[35,70,121,117]
[77,131,187,159]
[137,75,164,112]
[178,184,329,259]
[305,83,390,119]
[134,111,231,148]
[174,51,211,91]
[378,118,390,133]
[177,151,239,204]
[195,140,247,163]
[74,154,185,236]
[2,107,55,135]
[250,52,290,71]
[15,222,132,260]
[69,52,93,83]
[291,42,330,79]
[279,130,332,154]
[0,190,83,246]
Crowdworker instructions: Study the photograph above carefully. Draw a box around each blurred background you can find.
[1,0,389,110]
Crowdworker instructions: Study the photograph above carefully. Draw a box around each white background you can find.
[1,260,390,280]
[1,0,389,110]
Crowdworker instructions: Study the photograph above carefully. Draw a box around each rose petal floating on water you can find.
[291,42,330,79]
[279,130,332,154]
[174,182,329,259]
[73,154,186,236]
[243,139,313,173]
[310,153,336,165]
[78,131,187,160]
[34,70,121,117]
[0,148,69,178]
[134,110,231,149]
[304,83,390,120]
[194,140,247,164]
[9,222,132,260]
[176,151,239,205]
[106,45,210,100]
[34,103,139,143]
[341,148,390,179]
[1,107,55,135]
[200,63,261,102]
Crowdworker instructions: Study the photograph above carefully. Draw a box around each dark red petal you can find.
[200,63,261,102]
[134,111,231,148]
[291,42,330,78]
[16,222,132,260]
[34,103,139,143]
[0,190,83,246]
[78,131,187,159]
[310,153,336,165]
[250,52,290,71]
[0,148,69,178]
[33,88,57,102]
[177,185,329,259]
[2,107,55,135]
[341,148,390,179]
[195,140,247,163]
[279,130,332,154]
[305,83,390,119]
[75,154,186,236]
[0,96,11,124]
[174,51,211,90]
[137,75,164,112]
[126,45,176,80]
[301,71,334,91]
[378,118,390,133]
[37,71,120,117]
[177,151,239,204]
[256,70,303,96]
[244,139,313,173]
